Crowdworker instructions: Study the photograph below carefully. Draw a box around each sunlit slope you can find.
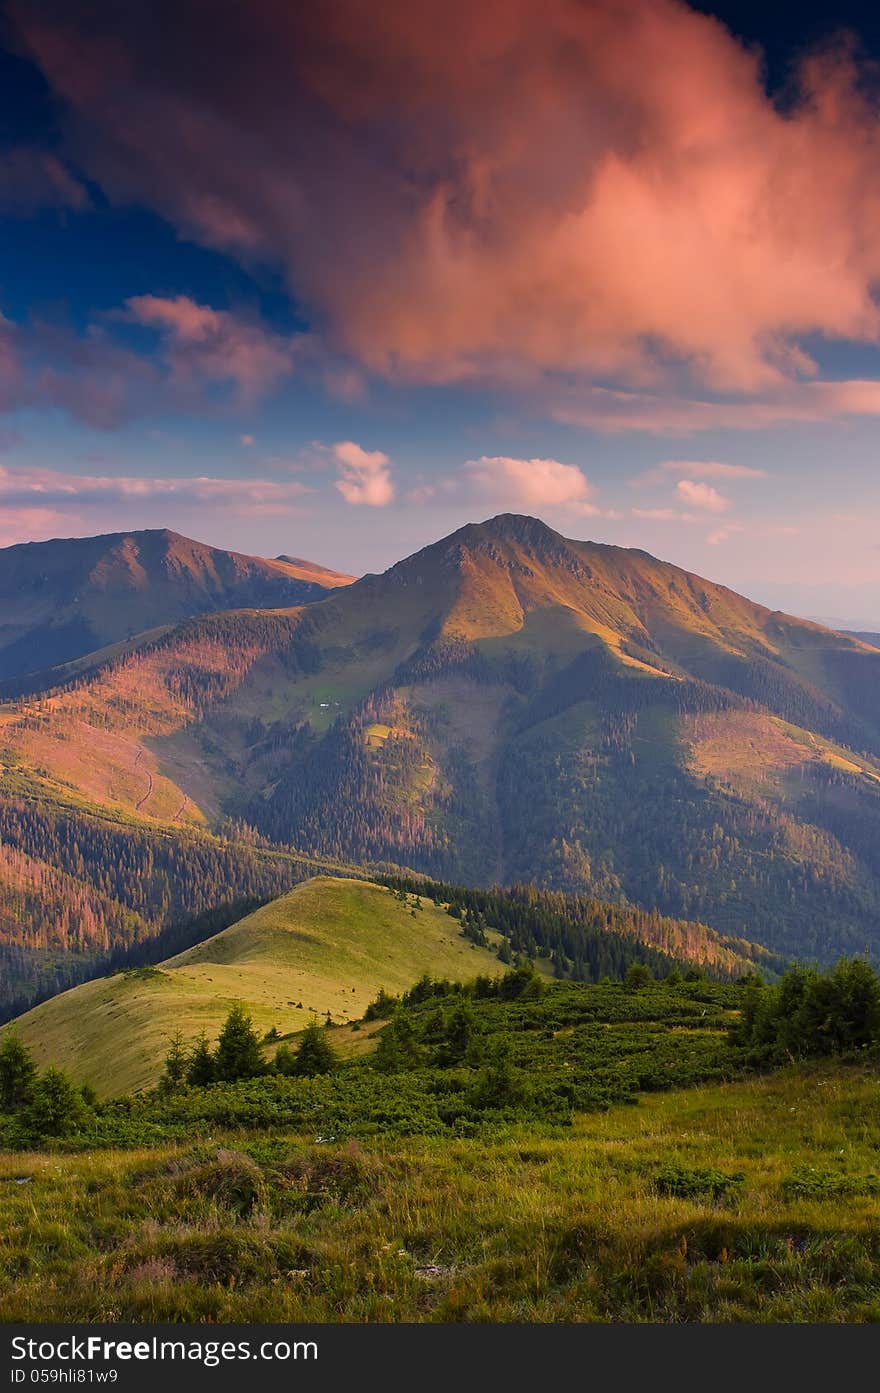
[4,513,879,826]
[4,513,880,968]
[7,876,503,1096]
[0,527,354,683]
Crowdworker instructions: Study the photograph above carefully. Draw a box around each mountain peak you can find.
[452,513,567,550]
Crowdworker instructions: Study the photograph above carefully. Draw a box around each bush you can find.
[173,1149,267,1216]
[651,1163,744,1201]
[735,958,880,1060]
[625,964,654,991]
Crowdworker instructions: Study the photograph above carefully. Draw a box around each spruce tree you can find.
[282,1021,338,1077]
[25,1067,87,1138]
[0,1032,37,1112]
[186,1033,217,1086]
[214,1004,266,1081]
[159,1031,188,1093]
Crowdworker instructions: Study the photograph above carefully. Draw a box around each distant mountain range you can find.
[0,528,354,684]
[1,512,880,1010]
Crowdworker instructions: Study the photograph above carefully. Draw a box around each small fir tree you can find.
[186,1033,217,1086]
[278,1021,338,1077]
[214,1004,266,1081]
[0,1033,37,1112]
[24,1067,87,1139]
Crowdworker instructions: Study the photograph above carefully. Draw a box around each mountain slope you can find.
[0,528,354,683]
[7,876,505,1094]
[4,514,880,967]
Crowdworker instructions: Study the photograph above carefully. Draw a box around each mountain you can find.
[0,527,355,683]
[3,513,880,976]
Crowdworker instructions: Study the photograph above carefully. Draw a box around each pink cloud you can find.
[126,295,297,403]
[549,379,880,434]
[0,296,299,428]
[652,459,766,480]
[676,479,731,513]
[14,0,880,425]
[631,507,698,523]
[0,147,89,216]
[460,456,598,513]
[0,506,72,548]
[0,465,310,538]
[332,442,395,506]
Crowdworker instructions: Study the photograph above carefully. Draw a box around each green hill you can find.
[7,876,504,1095]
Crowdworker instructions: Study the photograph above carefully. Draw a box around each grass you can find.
[7,878,504,1097]
[1,1059,877,1322]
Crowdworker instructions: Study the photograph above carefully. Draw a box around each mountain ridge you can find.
[0,526,356,682]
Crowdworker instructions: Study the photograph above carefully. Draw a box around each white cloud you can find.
[332,441,395,506]
[459,456,599,514]
[675,479,731,513]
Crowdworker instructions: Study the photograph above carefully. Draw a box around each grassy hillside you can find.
[1,1059,877,1322]
[8,877,504,1095]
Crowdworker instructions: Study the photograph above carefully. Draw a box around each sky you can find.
[2,1,880,623]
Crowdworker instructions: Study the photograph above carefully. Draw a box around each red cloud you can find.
[13,0,880,425]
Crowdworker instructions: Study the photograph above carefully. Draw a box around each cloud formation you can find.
[675,479,731,512]
[0,464,310,543]
[332,442,395,506]
[13,0,880,428]
[652,459,766,480]
[0,297,298,427]
[0,146,89,215]
[126,295,298,404]
[460,456,598,513]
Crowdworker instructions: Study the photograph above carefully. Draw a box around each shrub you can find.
[173,1149,267,1216]
[651,1164,744,1201]
[626,964,654,991]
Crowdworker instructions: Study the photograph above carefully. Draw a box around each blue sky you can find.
[2,1,880,624]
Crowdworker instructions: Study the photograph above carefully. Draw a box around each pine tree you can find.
[24,1067,87,1138]
[439,1003,479,1065]
[0,1032,37,1112]
[214,1004,266,1081]
[279,1021,337,1077]
[159,1030,188,1093]
[186,1033,217,1086]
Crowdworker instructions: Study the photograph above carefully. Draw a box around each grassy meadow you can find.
[1,1060,877,1322]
